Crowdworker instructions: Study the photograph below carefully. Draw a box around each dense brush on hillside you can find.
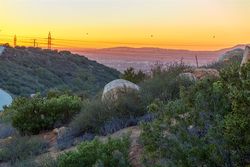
[0,46,120,97]
[205,48,244,70]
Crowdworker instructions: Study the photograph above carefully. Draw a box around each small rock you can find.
[53,127,68,139]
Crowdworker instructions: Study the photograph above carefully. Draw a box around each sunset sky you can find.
[0,0,250,50]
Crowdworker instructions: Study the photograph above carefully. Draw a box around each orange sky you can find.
[0,0,250,50]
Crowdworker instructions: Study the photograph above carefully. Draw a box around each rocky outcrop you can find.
[241,46,250,66]
[192,68,220,80]
[102,79,140,102]
[179,68,220,81]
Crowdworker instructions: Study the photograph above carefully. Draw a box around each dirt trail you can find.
[128,126,144,167]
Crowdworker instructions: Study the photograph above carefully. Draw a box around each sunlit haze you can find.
[1,0,250,50]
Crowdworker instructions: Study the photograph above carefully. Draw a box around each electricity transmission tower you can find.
[48,32,51,49]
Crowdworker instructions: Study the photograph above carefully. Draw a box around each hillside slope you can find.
[0,46,120,97]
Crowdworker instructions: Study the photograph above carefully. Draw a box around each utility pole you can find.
[48,32,51,49]
[14,35,17,47]
[195,55,199,68]
[33,39,36,47]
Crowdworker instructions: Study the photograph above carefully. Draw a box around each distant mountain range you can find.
[74,44,248,72]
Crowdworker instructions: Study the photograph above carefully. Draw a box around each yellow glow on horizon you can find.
[1,0,250,51]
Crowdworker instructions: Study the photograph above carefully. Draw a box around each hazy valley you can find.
[77,45,247,72]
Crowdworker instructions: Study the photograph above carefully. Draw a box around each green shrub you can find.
[0,136,48,164]
[141,63,250,166]
[9,94,82,134]
[121,67,147,83]
[57,137,131,167]
[70,91,145,136]
[220,63,250,165]
[140,63,192,104]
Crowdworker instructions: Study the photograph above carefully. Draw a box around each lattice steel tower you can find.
[48,32,51,49]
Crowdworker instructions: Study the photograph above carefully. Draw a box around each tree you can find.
[121,67,147,84]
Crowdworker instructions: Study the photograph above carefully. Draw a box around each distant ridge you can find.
[75,44,248,72]
[78,44,248,53]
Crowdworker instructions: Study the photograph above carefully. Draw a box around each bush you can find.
[140,63,192,104]
[9,94,82,134]
[140,63,250,166]
[57,137,131,167]
[0,136,48,164]
[121,67,147,83]
[70,91,145,136]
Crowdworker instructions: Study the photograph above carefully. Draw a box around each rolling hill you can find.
[0,46,120,97]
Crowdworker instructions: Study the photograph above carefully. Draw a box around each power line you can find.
[0,33,237,48]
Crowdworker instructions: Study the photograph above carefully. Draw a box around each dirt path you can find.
[128,126,144,167]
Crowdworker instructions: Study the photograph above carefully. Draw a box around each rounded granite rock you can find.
[102,79,140,102]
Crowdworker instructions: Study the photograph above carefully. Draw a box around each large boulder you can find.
[192,68,220,80]
[102,79,140,102]
[241,45,250,66]
[0,89,12,111]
